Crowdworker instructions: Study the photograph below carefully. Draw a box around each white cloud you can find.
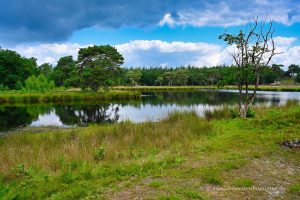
[159,13,175,27]
[273,36,297,47]
[158,0,300,27]
[273,46,300,67]
[4,37,300,68]
[10,43,85,65]
[116,40,227,67]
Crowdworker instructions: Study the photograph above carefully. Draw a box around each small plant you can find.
[60,171,76,184]
[14,164,28,178]
[94,146,105,161]
[230,109,238,118]
[246,108,256,118]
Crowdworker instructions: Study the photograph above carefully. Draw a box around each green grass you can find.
[0,90,140,104]
[148,181,164,188]
[288,183,300,194]
[233,178,254,187]
[0,104,299,199]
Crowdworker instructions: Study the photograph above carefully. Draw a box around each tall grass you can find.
[0,111,213,176]
[0,90,140,104]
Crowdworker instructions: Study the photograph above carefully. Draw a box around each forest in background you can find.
[1,46,300,92]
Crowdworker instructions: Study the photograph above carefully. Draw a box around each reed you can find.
[0,90,140,104]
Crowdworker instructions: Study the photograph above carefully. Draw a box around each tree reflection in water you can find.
[0,90,298,132]
[55,104,120,126]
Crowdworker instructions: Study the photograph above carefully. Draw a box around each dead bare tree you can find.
[219,17,282,118]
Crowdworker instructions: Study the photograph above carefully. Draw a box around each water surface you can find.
[1,90,299,132]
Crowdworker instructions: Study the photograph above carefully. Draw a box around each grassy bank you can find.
[114,85,300,92]
[0,90,140,104]
[0,104,299,199]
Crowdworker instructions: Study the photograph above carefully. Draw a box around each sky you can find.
[1,0,300,68]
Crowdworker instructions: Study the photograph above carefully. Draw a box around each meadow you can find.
[0,103,299,199]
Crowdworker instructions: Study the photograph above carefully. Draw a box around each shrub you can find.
[230,109,238,118]
[246,108,256,118]
[14,164,28,178]
[23,74,55,92]
[94,146,105,161]
[0,84,9,91]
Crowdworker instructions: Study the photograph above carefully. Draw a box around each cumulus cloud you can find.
[0,0,300,43]
[159,0,300,27]
[6,37,300,67]
[116,40,228,67]
[10,43,84,65]
[273,36,297,47]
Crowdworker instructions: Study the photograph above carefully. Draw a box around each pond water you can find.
[0,90,300,132]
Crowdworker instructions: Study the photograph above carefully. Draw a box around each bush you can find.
[23,74,55,92]
[230,109,238,118]
[246,108,256,118]
[94,146,105,161]
[0,84,9,91]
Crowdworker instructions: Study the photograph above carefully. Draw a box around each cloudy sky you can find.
[1,0,300,67]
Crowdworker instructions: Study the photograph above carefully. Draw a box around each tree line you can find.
[0,46,300,92]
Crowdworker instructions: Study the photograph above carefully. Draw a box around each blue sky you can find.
[1,0,300,67]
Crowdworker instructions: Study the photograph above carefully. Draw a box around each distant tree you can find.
[39,63,53,77]
[155,76,164,86]
[126,69,142,86]
[219,18,281,118]
[271,64,285,82]
[77,45,124,91]
[52,56,78,87]
[162,71,176,86]
[173,69,188,86]
[295,73,300,84]
[288,64,300,78]
[0,49,39,89]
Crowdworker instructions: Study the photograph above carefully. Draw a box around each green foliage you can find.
[246,108,256,118]
[94,146,105,161]
[230,109,238,118]
[126,69,142,86]
[14,164,29,178]
[0,49,39,89]
[77,45,124,91]
[38,63,53,77]
[23,74,55,92]
[51,56,79,87]
[0,84,9,91]
[288,64,300,78]
[60,171,76,184]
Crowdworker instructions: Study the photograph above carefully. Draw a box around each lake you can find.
[1,90,300,132]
